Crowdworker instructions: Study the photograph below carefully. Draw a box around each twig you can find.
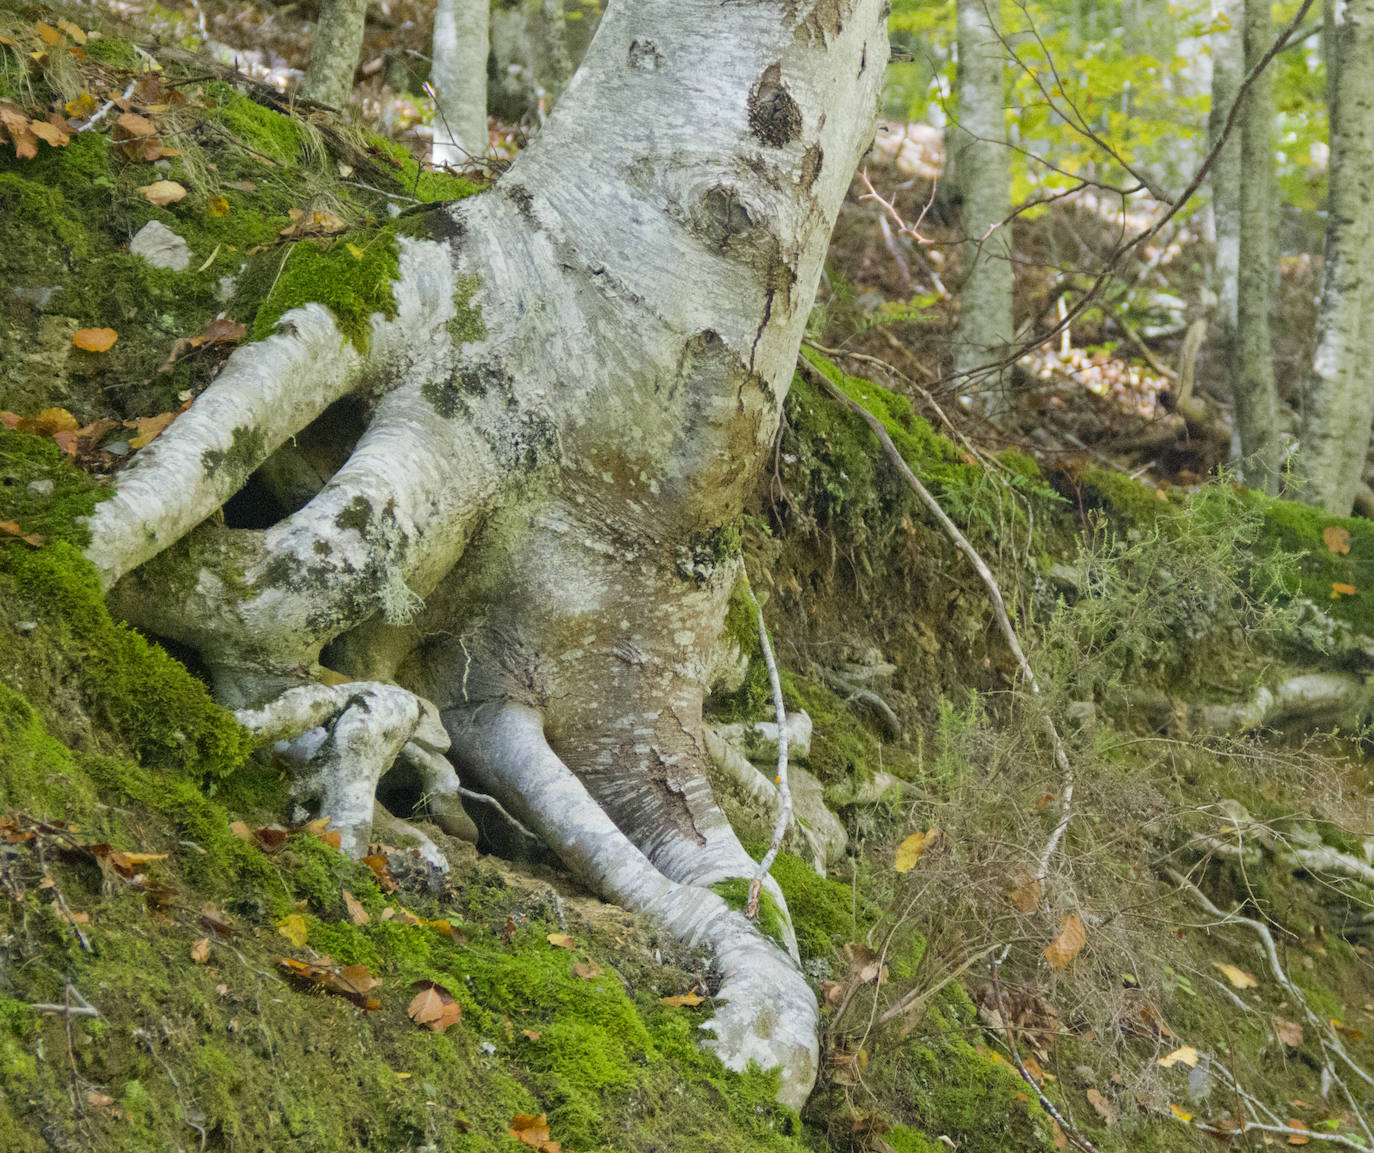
[799,355,1076,893]
[746,582,791,919]
[990,960,1105,1153]
[456,785,539,843]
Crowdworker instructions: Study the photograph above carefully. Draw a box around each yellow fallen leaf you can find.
[208,195,230,217]
[546,932,576,950]
[1211,961,1258,989]
[65,92,97,119]
[894,827,940,873]
[137,180,188,206]
[1323,525,1352,555]
[1044,912,1086,971]
[34,21,60,46]
[1157,1045,1200,1068]
[660,992,705,1007]
[55,18,86,44]
[1332,582,1357,599]
[276,913,308,948]
[1169,1103,1193,1122]
[72,328,118,352]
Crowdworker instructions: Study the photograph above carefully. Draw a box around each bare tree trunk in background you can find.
[1230,0,1283,490]
[1209,0,1244,349]
[953,0,1014,405]
[431,0,490,166]
[1295,0,1374,513]
[302,0,368,108]
[490,0,602,123]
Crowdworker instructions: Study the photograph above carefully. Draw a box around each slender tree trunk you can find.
[86,0,889,1107]
[1230,0,1283,490]
[431,0,490,166]
[302,0,368,108]
[1209,0,1245,346]
[1296,0,1374,513]
[953,0,1014,401]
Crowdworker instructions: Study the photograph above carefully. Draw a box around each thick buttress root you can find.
[445,702,821,1109]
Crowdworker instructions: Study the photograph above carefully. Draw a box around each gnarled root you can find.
[235,682,471,862]
[445,701,820,1109]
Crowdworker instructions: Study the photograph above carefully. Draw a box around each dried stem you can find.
[746,582,791,919]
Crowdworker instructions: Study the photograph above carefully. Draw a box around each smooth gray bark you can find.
[953,0,1015,402]
[1230,0,1283,490]
[1296,0,1374,513]
[85,0,889,1106]
[302,0,368,108]
[1209,0,1245,343]
[431,0,490,166]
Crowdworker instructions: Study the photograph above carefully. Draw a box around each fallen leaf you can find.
[277,957,380,1009]
[29,118,69,148]
[200,902,234,937]
[34,21,60,45]
[190,937,211,963]
[1157,1045,1200,1068]
[65,92,96,118]
[546,932,576,950]
[894,827,941,873]
[571,959,602,980]
[1169,1103,1193,1122]
[343,889,370,925]
[660,992,706,1007]
[276,913,309,948]
[72,328,118,352]
[0,103,37,159]
[55,18,86,44]
[125,412,176,449]
[229,820,253,841]
[1273,1016,1303,1046]
[1212,961,1258,989]
[1085,1087,1117,1126]
[407,980,461,1032]
[819,979,845,1007]
[1044,913,1086,971]
[114,111,156,138]
[106,849,169,876]
[0,521,44,547]
[1010,872,1043,912]
[86,1091,116,1107]
[510,1113,557,1152]
[1331,1018,1364,1040]
[361,853,396,890]
[1323,525,1352,555]
[137,180,187,206]
[1287,1118,1310,1145]
[253,826,289,852]
[1332,582,1357,599]
[207,195,230,217]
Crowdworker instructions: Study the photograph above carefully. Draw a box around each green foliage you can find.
[767,851,862,959]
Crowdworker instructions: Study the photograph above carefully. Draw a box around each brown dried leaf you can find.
[1085,1087,1117,1126]
[189,317,247,348]
[29,118,69,148]
[1010,872,1043,913]
[125,412,176,449]
[72,328,118,352]
[342,889,370,925]
[1323,526,1352,555]
[34,21,60,45]
[407,980,461,1032]
[137,180,187,206]
[0,519,48,547]
[114,111,156,138]
[190,937,211,964]
[571,959,602,980]
[1043,913,1086,971]
[1273,1016,1303,1046]
[1287,1118,1310,1145]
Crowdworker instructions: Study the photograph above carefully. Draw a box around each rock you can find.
[788,764,847,868]
[8,285,61,309]
[714,710,812,760]
[26,479,54,497]
[130,220,191,272]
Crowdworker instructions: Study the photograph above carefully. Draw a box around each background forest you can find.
[6,1,1374,1152]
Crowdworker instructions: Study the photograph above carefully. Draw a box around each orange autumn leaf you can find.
[1332,582,1357,599]
[407,980,461,1032]
[73,328,118,352]
[660,991,706,1007]
[546,932,576,950]
[0,103,37,159]
[29,117,69,148]
[1287,1118,1310,1145]
[34,21,60,45]
[1043,912,1086,971]
[510,1113,560,1152]
[0,521,44,546]
[125,412,176,449]
[1323,525,1352,555]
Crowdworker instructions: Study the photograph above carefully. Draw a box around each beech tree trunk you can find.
[953,0,1014,403]
[302,0,368,108]
[431,0,490,166]
[1296,0,1374,514]
[84,0,888,1108]
[1230,0,1283,490]
[1209,0,1244,344]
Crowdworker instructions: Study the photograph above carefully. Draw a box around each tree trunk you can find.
[302,0,368,109]
[84,0,889,1108]
[431,0,490,166]
[953,0,1014,403]
[1209,0,1244,340]
[1229,0,1283,490]
[1295,0,1374,514]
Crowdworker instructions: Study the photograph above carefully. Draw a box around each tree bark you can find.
[431,0,490,166]
[1230,0,1283,490]
[302,0,368,109]
[1209,0,1244,342]
[953,0,1015,403]
[1295,0,1374,513]
[85,0,889,1107]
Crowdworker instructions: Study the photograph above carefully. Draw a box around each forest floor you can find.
[4,4,1374,1153]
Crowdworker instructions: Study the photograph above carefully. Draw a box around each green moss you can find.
[0,428,103,544]
[782,672,882,790]
[1079,466,1175,525]
[447,273,487,346]
[367,135,483,203]
[82,36,143,70]
[205,81,309,166]
[882,1124,947,1153]
[710,877,790,949]
[767,851,860,959]
[247,227,401,352]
